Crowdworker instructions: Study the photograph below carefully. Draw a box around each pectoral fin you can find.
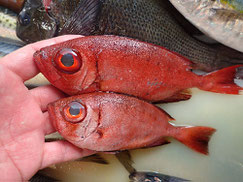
[77,154,109,164]
[59,0,102,35]
[115,151,136,174]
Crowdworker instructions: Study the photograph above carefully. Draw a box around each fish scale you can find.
[91,0,242,71]
[34,35,243,101]
[48,92,216,154]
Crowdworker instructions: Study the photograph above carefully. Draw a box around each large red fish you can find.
[48,92,215,155]
[34,35,243,102]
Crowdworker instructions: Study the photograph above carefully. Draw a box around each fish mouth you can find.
[33,49,61,83]
[33,50,49,78]
[33,50,45,69]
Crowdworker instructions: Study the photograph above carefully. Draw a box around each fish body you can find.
[0,6,25,57]
[169,0,243,53]
[18,0,243,71]
[34,35,243,102]
[48,92,216,154]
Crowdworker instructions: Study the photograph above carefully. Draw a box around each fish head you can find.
[16,0,57,43]
[47,95,100,145]
[34,37,98,95]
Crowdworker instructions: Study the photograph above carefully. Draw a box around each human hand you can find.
[0,35,95,181]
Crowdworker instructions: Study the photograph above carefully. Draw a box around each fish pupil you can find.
[61,53,74,67]
[18,12,31,26]
[69,102,82,116]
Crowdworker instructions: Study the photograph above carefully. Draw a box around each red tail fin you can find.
[174,126,216,155]
[200,65,243,94]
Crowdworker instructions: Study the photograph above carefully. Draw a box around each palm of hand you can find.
[0,65,49,180]
[0,36,94,181]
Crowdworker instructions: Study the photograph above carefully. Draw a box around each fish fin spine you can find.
[201,65,243,94]
[174,126,216,155]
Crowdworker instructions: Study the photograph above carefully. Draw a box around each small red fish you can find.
[48,92,215,155]
[34,35,243,102]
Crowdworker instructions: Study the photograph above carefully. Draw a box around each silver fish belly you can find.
[169,0,243,52]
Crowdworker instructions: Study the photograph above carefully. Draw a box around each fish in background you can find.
[116,151,190,182]
[0,6,25,57]
[169,0,243,53]
[17,0,243,71]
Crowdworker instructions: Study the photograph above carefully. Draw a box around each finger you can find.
[42,112,56,135]
[30,84,65,112]
[41,141,96,169]
[0,35,83,81]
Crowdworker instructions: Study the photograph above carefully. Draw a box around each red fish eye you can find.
[55,48,81,73]
[64,101,87,123]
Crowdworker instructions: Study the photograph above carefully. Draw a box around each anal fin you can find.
[155,89,191,103]
[145,138,171,148]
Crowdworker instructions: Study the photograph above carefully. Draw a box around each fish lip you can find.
[33,49,60,83]
[33,50,44,68]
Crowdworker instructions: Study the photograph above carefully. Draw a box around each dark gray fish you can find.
[17,0,243,71]
[115,151,190,182]
[16,0,57,43]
